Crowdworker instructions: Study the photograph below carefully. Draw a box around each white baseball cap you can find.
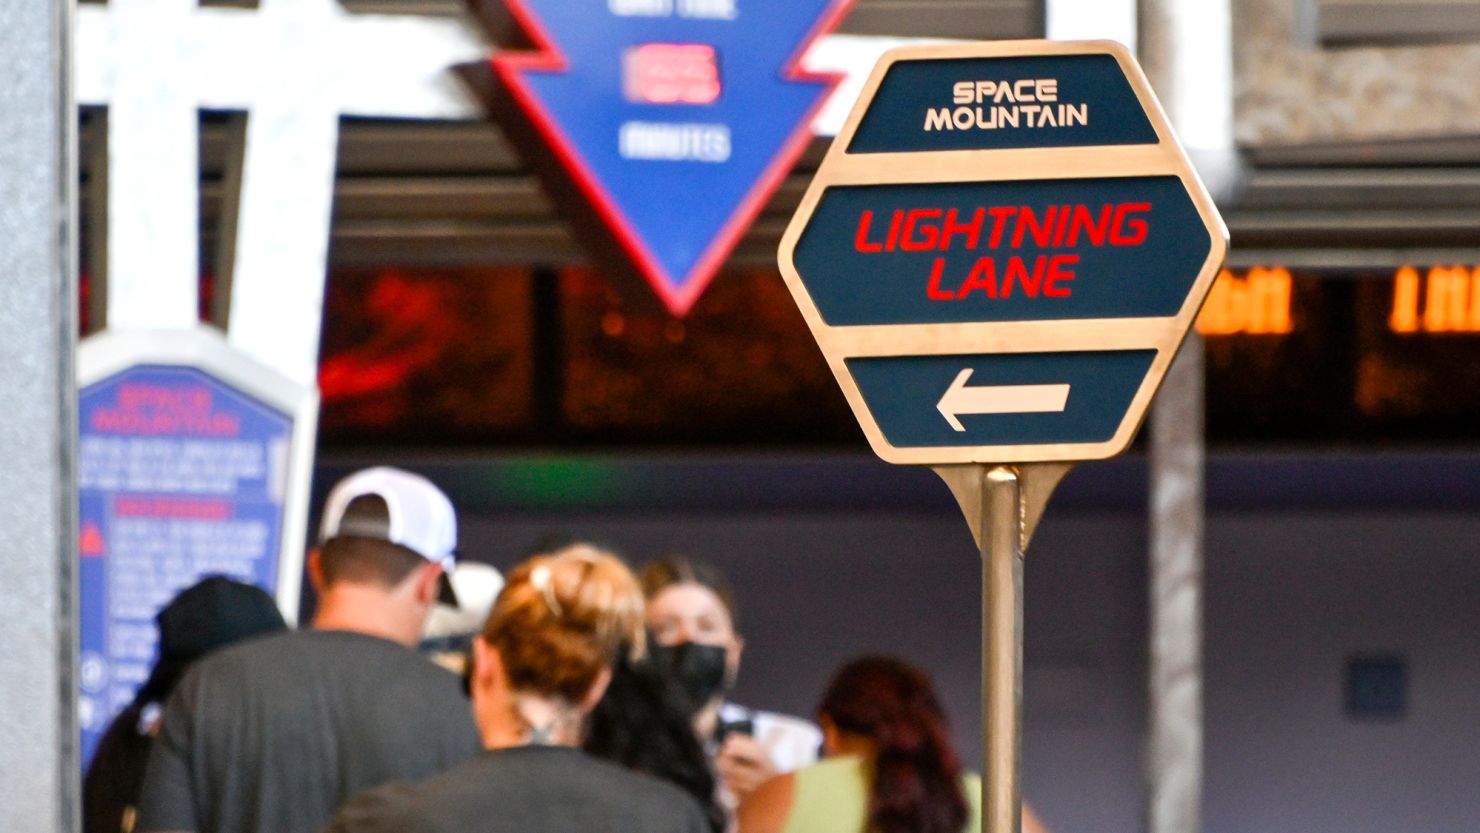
[319,467,459,605]
[422,562,505,641]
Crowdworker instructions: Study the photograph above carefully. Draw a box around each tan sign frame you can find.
[777,39,1229,466]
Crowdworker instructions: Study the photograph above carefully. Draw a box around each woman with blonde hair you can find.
[325,546,709,833]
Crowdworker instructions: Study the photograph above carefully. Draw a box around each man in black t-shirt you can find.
[136,468,482,833]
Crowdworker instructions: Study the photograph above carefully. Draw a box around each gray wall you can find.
[1204,513,1480,833]
[460,505,1480,833]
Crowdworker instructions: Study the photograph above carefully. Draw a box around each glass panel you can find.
[318,267,535,445]
[559,268,857,444]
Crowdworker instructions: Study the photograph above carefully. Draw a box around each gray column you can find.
[0,1,80,831]
[1146,335,1205,833]
[1140,1,1234,832]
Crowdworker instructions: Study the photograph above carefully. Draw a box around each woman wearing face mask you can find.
[641,557,823,811]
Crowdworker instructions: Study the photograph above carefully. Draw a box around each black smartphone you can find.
[715,717,755,743]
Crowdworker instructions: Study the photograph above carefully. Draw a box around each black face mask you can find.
[650,641,729,713]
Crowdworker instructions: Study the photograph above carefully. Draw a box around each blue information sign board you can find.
[779,41,1228,466]
[481,0,853,315]
[78,364,293,764]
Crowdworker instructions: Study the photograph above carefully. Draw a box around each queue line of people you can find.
[89,466,1042,833]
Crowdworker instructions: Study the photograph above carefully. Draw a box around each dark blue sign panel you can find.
[489,0,852,314]
[792,176,1211,327]
[848,54,1158,154]
[78,366,290,765]
[847,351,1156,447]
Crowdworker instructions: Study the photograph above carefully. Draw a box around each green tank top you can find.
[780,756,983,833]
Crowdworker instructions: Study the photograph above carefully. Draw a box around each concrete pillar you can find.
[1146,334,1206,833]
[1140,1,1235,832]
[1046,0,1138,51]
[0,0,81,830]
[1140,0,1241,201]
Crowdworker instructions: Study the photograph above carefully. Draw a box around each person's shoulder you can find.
[554,752,706,822]
[961,771,984,833]
[309,630,459,676]
[173,629,300,691]
[791,753,868,798]
[330,756,501,833]
[197,628,400,679]
[253,630,460,686]
[735,768,798,833]
[197,627,299,664]
[387,750,705,833]
[327,779,440,833]
[761,757,870,833]
[799,755,864,779]
[609,759,694,802]
[603,763,709,831]
[371,639,471,701]
[180,630,457,700]
[552,747,669,788]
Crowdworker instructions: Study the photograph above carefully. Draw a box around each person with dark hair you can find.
[419,562,505,678]
[584,648,728,833]
[641,557,822,812]
[84,576,287,833]
[135,467,481,833]
[324,545,709,833]
[737,656,1023,833]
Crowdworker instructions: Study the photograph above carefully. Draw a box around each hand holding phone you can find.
[715,732,777,800]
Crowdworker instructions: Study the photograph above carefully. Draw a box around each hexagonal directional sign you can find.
[779,41,1228,466]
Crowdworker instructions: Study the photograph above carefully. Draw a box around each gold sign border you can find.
[777,39,1230,466]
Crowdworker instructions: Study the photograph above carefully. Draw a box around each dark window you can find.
[1344,655,1408,721]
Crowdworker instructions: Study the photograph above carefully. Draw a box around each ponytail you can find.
[483,545,646,705]
[818,657,968,833]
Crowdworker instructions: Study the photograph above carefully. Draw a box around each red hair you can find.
[818,656,968,833]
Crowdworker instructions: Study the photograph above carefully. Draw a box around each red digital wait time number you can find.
[624,43,722,105]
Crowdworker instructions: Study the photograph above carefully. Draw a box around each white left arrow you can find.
[937,369,1071,432]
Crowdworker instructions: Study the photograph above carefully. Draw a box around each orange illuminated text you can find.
[1390,265,1480,334]
[1196,268,1293,335]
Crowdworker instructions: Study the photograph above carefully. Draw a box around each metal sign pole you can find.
[981,465,1024,833]
[939,462,1068,833]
